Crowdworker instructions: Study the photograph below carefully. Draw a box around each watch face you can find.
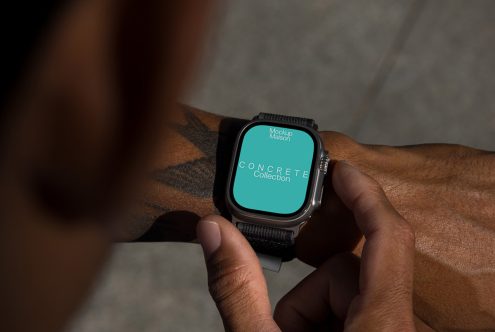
[230,123,317,216]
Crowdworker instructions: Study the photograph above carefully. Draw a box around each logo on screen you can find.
[269,127,293,142]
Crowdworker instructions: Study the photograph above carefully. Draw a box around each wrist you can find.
[320,131,424,196]
[320,131,373,167]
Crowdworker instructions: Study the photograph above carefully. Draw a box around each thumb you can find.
[197,215,280,332]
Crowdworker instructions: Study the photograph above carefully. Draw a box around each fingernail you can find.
[197,219,221,259]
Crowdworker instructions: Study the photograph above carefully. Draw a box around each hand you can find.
[134,110,494,330]
[196,215,279,332]
[296,132,495,330]
[298,132,495,263]
[196,162,418,331]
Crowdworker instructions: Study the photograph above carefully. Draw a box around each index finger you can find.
[332,161,415,311]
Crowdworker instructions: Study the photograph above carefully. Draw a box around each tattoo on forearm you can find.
[133,109,248,241]
[153,111,217,198]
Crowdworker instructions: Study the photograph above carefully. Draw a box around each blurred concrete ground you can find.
[69,1,495,331]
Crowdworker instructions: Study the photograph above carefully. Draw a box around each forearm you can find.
[115,106,245,241]
[120,107,360,242]
[126,106,495,243]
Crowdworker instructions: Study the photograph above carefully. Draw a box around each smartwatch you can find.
[226,113,329,272]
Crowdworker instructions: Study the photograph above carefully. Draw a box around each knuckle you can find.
[382,282,413,304]
[207,258,278,331]
[393,220,416,248]
[352,185,386,219]
[207,259,256,308]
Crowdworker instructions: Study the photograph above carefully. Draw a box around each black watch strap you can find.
[233,112,317,270]
[255,113,318,130]
[236,222,296,262]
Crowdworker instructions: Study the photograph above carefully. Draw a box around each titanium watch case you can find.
[225,118,329,238]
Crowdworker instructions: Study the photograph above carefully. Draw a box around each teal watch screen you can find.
[232,124,316,215]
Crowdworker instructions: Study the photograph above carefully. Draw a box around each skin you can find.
[133,107,495,331]
[0,0,493,331]
[196,162,419,331]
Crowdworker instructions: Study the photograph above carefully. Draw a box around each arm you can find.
[117,106,249,241]
[130,106,495,331]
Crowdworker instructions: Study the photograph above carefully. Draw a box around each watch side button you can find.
[319,155,330,174]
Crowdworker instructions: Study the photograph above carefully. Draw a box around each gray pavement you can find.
[68,1,495,331]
